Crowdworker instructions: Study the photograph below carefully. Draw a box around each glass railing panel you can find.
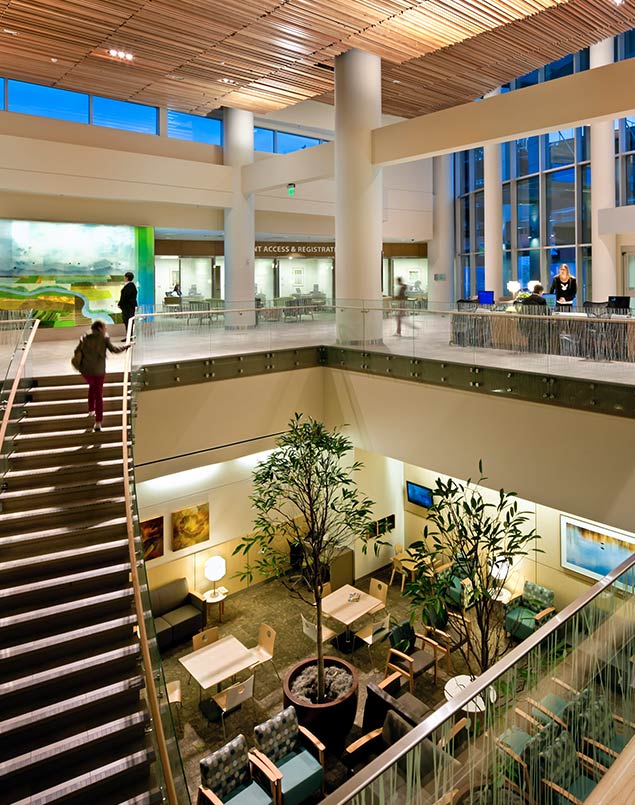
[124,354,191,803]
[327,555,635,805]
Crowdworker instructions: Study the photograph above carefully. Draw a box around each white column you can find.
[590,38,617,300]
[334,49,383,343]
[483,88,503,297]
[223,107,255,327]
[427,155,454,310]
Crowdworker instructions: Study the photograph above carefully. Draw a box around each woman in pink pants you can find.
[76,320,130,432]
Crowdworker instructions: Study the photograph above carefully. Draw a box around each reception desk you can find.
[450,309,635,362]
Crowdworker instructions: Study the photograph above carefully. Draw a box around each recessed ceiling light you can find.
[220,78,236,84]
[50,57,58,63]
[3,28,18,35]
[107,48,134,61]
[392,79,401,84]
[167,74,185,81]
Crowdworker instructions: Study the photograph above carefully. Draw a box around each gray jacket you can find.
[77,331,126,376]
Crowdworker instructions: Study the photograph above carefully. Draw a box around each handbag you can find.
[71,338,84,372]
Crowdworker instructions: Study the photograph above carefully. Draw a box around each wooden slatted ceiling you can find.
[0,0,633,118]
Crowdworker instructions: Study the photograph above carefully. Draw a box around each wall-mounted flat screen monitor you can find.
[477,290,495,305]
[406,481,433,509]
[608,295,630,311]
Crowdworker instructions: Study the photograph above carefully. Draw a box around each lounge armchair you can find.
[386,620,447,693]
[426,610,473,673]
[253,705,324,805]
[573,697,635,769]
[361,671,431,733]
[539,730,603,805]
[149,577,204,650]
[505,581,556,642]
[200,733,280,805]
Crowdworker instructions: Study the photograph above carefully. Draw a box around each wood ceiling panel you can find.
[1,0,635,118]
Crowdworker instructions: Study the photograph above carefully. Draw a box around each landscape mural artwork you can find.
[172,503,210,552]
[561,515,635,582]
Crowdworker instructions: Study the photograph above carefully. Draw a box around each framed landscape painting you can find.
[140,516,164,561]
[172,503,210,552]
[560,515,635,583]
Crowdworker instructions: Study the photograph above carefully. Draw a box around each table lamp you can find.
[205,555,226,597]
[506,280,521,297]
[490,556,510,583]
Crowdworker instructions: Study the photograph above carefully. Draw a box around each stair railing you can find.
[120,322,189,804]
[0,316,39,487]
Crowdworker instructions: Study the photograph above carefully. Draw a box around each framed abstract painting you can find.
[172,503,210,552]
[560,515,635,583]
[140,515,164,561]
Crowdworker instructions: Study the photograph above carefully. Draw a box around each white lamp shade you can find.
[491,557,510,581]
[507,280,521,294]
[527,280,539,292]
[205,556,226,583]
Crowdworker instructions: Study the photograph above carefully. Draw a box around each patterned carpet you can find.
[160,565,466,801]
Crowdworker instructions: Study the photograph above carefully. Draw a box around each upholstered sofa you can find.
[149,577,204,650]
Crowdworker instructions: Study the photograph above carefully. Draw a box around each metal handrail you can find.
[322,548,635,804]
[120,322,179,804]
[0,318,39,455]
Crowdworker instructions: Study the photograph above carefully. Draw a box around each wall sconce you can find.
[204,555,226,597]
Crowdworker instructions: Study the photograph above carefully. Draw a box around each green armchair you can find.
[443,556,474,610]
[539,730,603,805]
[199,733,279,805]
[505,581,556,641]
[386,620,448,693]
[253,705,324,805]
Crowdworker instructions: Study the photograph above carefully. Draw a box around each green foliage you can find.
[233,413,382,701]
[405,465,542,675]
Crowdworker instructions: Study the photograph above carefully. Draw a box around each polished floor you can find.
[21,310,635,386]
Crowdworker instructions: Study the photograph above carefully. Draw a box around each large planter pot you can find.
[283,656,358,752]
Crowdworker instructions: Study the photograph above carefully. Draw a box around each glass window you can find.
[578,48,589,72]
[502,184,512,250]
[474,147,484,189]
[578,126,590,163]
[625,154,635,205]
[461,256,471,299]
[474,191,485,252]
[502,141,510,182]
[580,165,591,244]
[516,69,539,89]
[517,250,540,288]
[616,156,621,207]
[461,151,470,195]
[621,30,635,61]
[0,78,4,111]
[8,79,88,123]
[254,127,274,152]
[545,54,574,81]
[460,197,470,253]
[475,253,485,294]
[516,176,539,248]
[545,128,575,169]
[624,117,635,153]
[615,118,621,155]
[92,96,157,134]
[503,251,512,293]
[276,131,321,153]
[515,136,539,176]
[167,110,222,145]
[546,167,576,246]
[181,257,212,299]
[579,246,591,301]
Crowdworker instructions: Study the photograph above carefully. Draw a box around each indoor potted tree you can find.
[405,462,541,676]
[234,413,383,745]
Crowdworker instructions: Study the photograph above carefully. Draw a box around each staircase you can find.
[0,371,163,804]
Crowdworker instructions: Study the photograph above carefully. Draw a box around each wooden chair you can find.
[166,680,182,728]
[250,623,280,683]
[212,674,255,741]
[354,613,391,666]
[192,626,219,652]
[301,612,336,645]
[385,620,448,693]
[368,578,388,615]
[389,543,409,593]
[200,734,280,805]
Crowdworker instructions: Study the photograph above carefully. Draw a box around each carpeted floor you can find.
[160,564,468,801]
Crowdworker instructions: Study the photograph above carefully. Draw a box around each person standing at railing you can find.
[118,271,138,342]
[550,264,577,311]
[74,320,131,432]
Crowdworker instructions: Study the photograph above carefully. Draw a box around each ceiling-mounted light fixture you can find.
[107,48,134,61]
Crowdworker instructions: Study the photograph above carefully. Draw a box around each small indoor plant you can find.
[234,413,382,707]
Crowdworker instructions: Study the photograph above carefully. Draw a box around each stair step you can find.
[11,747,155,805]
[0,615,138,681]
[3,457,125,489]
[116,791,164,805]
[0,710,149,787]
[3,440,127,469]
[0,588,135,648]
[0,476,125,513]
[27,382,125,403]
[0,516,128,560]
[0,562,132,614]
[10,424,129,451]
[24,395,125,417]
[32,372,124,387]
[0,496,127,535]
[0,675,145,757]
[0,539,130,584]
[11,410,124,434]
[0,643,140,710]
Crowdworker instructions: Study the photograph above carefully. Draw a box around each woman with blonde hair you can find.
[550,263,577,310]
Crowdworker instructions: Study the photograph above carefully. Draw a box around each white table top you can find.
[179,634,257,692]
[321,584,383,626]
[444,674,497,713]
[488,587,513,605]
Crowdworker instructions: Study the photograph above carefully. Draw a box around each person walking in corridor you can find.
[118,271,138,341]
[75,320,130,432]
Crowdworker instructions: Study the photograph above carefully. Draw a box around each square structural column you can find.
[335,49,383,344]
